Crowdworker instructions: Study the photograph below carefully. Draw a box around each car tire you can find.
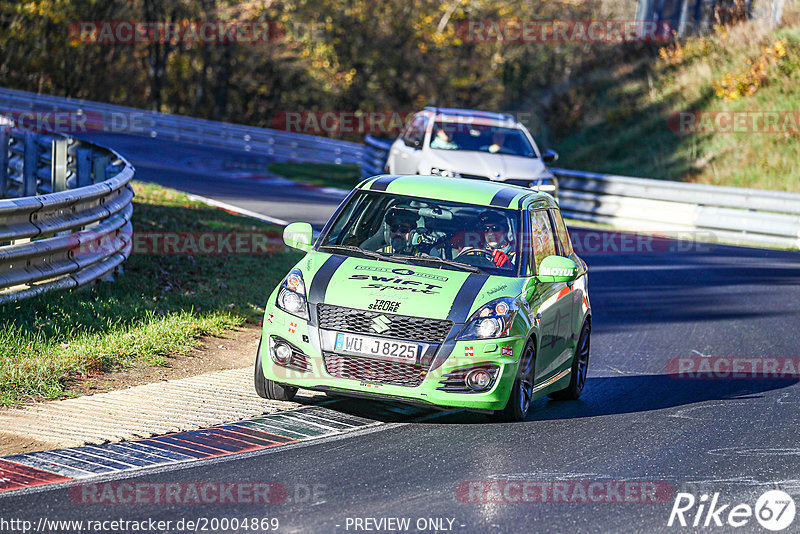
[492,338,536,422]
[549,320,590,401]
[254,339,298,401]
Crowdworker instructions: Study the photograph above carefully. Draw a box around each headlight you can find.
[532,183,557,192]
[430,167,461,178]
[529,177,557,192]
[276,269,309,320]
[457,297,519,340]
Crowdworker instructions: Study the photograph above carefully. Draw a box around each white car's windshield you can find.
[429,121,537,158]
[318,190,525,275]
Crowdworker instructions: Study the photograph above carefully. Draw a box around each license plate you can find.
[334,333,419,363]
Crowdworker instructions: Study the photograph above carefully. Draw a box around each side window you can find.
[402,115,427,148]
[530,210,556,272]
[550,209,573,256]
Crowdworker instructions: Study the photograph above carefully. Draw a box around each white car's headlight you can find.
[276,269,309,320]
[430,167,461,178]
[457,297,519,340]
[532,183,557,192]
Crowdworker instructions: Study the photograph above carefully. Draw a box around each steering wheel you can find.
[454,247,496,268]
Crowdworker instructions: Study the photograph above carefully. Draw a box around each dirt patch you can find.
[0,324,263,456]
[65,324,261,396]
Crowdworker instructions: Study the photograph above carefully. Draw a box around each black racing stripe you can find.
[308,255,347,304]
[446,273,489,323]
[370,175,400,191]
[489,187,519,208]
[516,193,533,209]
[431,273,489,371]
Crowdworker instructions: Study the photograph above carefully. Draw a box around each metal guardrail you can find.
[552,168,800,249]
[362,135,393,179]
[0,87,364,166]
[0,120,135,305]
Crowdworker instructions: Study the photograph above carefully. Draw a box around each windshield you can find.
[318,190,525,276]
[429,121,537,158]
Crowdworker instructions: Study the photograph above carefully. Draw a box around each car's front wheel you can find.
[254,339,298,401]
[493,339,536,422]
[549,319,590,401]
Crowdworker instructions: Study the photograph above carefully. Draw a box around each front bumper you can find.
[261,305,526,411]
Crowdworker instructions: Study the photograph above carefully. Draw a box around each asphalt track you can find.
[2,133,800,532]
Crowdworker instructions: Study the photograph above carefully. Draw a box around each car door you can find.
[550,207,584,355]
[391,114,427,174]
[526,209,575,384]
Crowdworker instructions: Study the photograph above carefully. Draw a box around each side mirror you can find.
[542,149,559,163]
[535,255,578,283]
[283,222,313,252]
[405,138,422,149]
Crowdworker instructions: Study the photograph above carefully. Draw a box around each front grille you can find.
[323,352,427,387]
[317,304,452,344]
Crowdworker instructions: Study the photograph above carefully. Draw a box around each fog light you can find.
[273,343,292,364]
[465,369,493,391]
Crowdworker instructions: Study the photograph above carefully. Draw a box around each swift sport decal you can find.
[349,275,443,295]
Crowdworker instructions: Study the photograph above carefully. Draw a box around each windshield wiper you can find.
[393,254,482,274]
[318,245,411,264]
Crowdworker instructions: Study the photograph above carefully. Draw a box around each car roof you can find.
[422,107,518,126]
[358,175,557,210]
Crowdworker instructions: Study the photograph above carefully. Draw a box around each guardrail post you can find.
[92,154,109,183]
[0,127,8,198]
[51,138,68,192]
[76,148,92,188]
[23,132,38,196]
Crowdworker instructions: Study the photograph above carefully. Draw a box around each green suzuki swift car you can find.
[256,174,591,421]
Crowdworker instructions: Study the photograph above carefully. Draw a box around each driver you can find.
[486,130,506,154]
[380,207,419,254]
[478,211,515,268]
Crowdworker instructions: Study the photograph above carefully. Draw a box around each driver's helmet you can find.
[478,210,512,246]
[385,206,417,230]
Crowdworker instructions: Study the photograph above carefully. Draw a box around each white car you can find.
[386,107,559,197]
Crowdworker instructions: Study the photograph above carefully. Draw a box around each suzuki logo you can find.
[371,315,391,334]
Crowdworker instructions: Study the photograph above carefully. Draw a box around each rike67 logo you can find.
[668,490,796,531]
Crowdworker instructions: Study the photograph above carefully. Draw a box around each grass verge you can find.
[268,162,362,189]
[0,181,302,406]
